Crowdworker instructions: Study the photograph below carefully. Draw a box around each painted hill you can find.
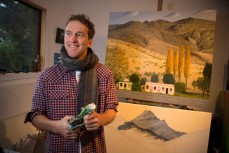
[106,38,205,91]
[118,110,186,141]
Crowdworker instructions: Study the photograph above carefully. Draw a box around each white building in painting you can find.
[118,79,133,90]
[145,82,174,95]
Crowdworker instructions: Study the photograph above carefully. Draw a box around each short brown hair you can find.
[66,14,95,39]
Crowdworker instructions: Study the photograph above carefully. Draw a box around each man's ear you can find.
[88,39,93,47]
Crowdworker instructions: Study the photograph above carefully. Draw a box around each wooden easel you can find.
[157,0,163,11]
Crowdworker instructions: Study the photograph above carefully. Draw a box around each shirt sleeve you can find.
[104,70,119,112]
[24,73,47,123]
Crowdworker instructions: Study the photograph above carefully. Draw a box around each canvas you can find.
[105,102,212,153]
[105,10,216,110]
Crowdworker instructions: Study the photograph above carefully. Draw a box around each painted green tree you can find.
[129,73,141,91]
[162,73,175,84]
[175,82,187,96]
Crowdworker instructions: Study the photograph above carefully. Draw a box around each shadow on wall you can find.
[0,121,13,149]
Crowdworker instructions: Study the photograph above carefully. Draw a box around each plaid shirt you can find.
[26,63,118,153]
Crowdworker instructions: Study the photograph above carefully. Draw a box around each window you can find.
[0,0,41,73]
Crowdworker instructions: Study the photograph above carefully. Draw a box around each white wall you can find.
[0,0,229,150]
[28,0,75,67]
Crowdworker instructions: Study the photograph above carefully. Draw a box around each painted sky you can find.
[109,10,216,25]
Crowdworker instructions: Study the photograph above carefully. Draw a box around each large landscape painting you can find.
[105,10,216,110]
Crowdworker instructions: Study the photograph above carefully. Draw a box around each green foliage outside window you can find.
[0,0,41,73]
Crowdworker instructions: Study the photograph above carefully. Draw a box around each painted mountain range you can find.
[108,17,215,57]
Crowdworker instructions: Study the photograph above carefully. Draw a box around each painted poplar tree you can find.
[166,48,173,74]
[173,49,179,79]
[184,46,191,85]
[178,46,184,82]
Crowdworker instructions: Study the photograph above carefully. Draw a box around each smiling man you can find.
[25,14,119,153]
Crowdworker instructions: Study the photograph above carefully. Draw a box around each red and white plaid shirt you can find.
[26,63,118,153]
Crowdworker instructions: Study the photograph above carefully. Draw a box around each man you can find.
[25,14,118,153]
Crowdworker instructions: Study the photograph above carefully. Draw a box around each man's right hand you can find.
[54,116,80,139]
[32,115,80,140]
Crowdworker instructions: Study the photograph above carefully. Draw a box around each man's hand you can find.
[32,115,79,139]
[54,116,80,139]
[83,109,116,131]
[84,112,100,131]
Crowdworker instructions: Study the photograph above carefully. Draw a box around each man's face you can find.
[64,20,92,60]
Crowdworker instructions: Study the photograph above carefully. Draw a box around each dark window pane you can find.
[0,0,41,73]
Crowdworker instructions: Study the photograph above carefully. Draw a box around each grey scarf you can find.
[60,45,99,113]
